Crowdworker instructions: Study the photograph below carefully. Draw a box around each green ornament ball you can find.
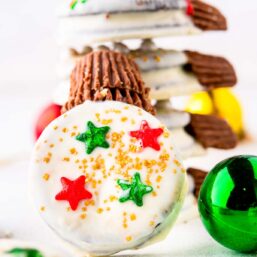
[198,155,257,253]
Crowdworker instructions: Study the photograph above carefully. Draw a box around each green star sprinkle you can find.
[117,172,153,207]
[76,121,110,154]
[6,248,44,257]
[70,0,88,10]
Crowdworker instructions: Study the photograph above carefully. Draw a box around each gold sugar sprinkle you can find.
[70,148,78,155]
[149,221,155,226]
[154,55,161,62]
[163,131,170,138]
[121,117,128,122]
[156,175,162,183]
[63,157,70,162]
[43,157,50,164]
[62,128,68,133]
[42,173,50,181]
[53,126,58,130]
[130,214,137,221]
[126,236,132,242]
[95,113,101,122]
[80,214,87,220]
[70,132,77,137]
[97,208,103,214]
[142,56,148,62]
[152,191,157,197]
[101,119,113,125]
[40,206,45,212]
[109,195,117,202]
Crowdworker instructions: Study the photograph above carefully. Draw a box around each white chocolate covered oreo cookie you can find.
[58,0,199,46]
[58,0,227,47]
[29,101,186,256]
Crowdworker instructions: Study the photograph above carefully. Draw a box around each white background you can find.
[0,1,257,256]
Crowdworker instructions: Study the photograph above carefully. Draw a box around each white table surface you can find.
[0,0,257,256]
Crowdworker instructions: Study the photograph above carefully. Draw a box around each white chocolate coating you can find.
[29,101,186,256]
[144,67,202,100]
[134,50,188,72]
[58,10,200,47]
[169,128,205,159]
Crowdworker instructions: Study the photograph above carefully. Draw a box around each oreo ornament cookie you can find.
[198,156,257,253]
[29,101,187,256]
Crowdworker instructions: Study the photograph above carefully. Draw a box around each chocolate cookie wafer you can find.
[185,114,238,149]
[185,51,237,89]
[187,167,208,198]
[191,0,227,31]
[62,50,156,115]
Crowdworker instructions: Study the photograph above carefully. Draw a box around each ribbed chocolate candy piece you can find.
[191,0,227,31]
[184,51,237,89]
[187,168,208,198]
[185,114,238,149]
[62,50,156,115]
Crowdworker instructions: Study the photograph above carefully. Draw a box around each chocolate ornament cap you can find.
[62,50,155,115]
[198,155,257,253]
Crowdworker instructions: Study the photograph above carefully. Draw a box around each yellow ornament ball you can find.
[185,91,214,115]
[212,88,244,138]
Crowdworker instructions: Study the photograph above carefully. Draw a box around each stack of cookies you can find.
[50,0,238,159]
[28,2,240,253]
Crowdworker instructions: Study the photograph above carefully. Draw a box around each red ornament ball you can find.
[34,103,61,140]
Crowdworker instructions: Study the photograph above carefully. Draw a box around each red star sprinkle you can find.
[186,0,194,16]
[55,175,92,211]
[129,120,164,151]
